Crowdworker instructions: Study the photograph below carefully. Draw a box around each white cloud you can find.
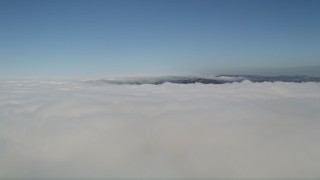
[0,80,320,179]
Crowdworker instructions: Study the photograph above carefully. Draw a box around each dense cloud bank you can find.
[0,79,320,179]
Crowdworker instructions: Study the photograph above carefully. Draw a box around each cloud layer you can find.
[0,80,320,179]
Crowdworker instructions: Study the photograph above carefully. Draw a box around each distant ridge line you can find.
[84,75,320,85]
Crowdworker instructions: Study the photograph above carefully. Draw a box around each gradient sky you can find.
[1,0,320,77]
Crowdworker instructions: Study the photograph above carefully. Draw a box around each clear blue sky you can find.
[1,0,320,77]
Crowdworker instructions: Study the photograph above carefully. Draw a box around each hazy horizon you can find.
[1,0,320,179]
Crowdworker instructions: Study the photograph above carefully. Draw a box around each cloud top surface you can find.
[0,79,320,179]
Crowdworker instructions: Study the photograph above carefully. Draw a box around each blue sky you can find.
[1,0,320,77]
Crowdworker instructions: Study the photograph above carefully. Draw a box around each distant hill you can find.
[84,75,320,85]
